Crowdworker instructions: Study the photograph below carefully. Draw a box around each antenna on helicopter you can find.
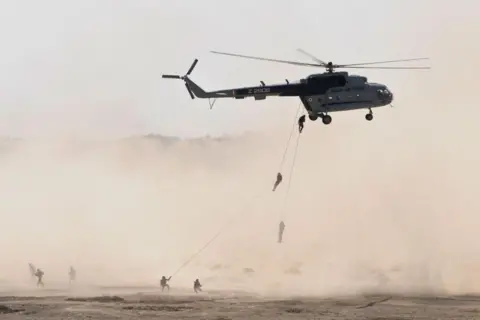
[162,59,199,99]
[210,50,430,73]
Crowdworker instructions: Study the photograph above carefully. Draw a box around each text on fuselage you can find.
[248,87,271,94]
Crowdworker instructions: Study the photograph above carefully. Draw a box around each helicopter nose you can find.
[384,87,393,103]
[386,92,392,102]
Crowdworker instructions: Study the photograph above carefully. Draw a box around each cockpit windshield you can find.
[376,88,392,99]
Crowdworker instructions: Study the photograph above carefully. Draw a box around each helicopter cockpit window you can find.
[377,89,392,99]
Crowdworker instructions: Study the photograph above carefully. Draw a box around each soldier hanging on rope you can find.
[298,115,305,133]
[278,221,286,243]
[272,172,283,192]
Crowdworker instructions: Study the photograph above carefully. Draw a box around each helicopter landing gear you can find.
[308,112,331,125]
[365,108,373,121]
[321,114,332,125]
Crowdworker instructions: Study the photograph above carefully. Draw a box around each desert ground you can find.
[2,286,480,319]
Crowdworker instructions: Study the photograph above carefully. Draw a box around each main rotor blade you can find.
[344,66,430,69]
[296,48,326,65]
[341,58,429,67]
[162,74,181,79]
[210,50,322,68]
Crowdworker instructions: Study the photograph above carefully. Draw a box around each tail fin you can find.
[184,77,209,98]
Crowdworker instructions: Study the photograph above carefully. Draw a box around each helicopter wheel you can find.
[308,114,318,121]
[322,114,332,125]
[365,113,373,121]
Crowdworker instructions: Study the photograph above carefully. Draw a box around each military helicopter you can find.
[162,49,430,125]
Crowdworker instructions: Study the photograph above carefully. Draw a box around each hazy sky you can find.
[0,0,477,138]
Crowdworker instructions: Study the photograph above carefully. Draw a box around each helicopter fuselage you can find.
[204,71,393,117]
[163,59,396,124]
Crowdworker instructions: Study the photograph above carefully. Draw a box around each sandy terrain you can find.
[2,287,480,319]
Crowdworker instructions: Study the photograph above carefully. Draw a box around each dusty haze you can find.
[1,0,480,299]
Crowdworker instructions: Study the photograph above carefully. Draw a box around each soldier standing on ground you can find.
[160,276,171,292]
[69,266,76,285]
[28,263,36,280]
[193,279,202,293]
[35,268,44,287]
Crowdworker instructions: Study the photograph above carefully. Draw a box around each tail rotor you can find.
[185,83,194,99]
[162,75,181,79]
[186,59,198,76]
[162,59,199,99]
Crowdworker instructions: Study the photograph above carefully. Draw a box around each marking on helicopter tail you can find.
[248,88,271,94]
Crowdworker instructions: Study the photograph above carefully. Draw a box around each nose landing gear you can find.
[321,114,332,125]
[365,108,373,121]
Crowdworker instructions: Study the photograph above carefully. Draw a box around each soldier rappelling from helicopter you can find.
[298,115,305,133]
[272,172,283,192]
[278,221,286,243]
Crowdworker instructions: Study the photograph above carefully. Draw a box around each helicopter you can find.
[162,49,430,125]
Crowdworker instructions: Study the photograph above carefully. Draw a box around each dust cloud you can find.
[1,94,480,298]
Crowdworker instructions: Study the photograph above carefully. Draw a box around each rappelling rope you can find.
[169,191,267,278]
[170,105,306,276]
[279,114,303,222]
[277,102,302,173]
